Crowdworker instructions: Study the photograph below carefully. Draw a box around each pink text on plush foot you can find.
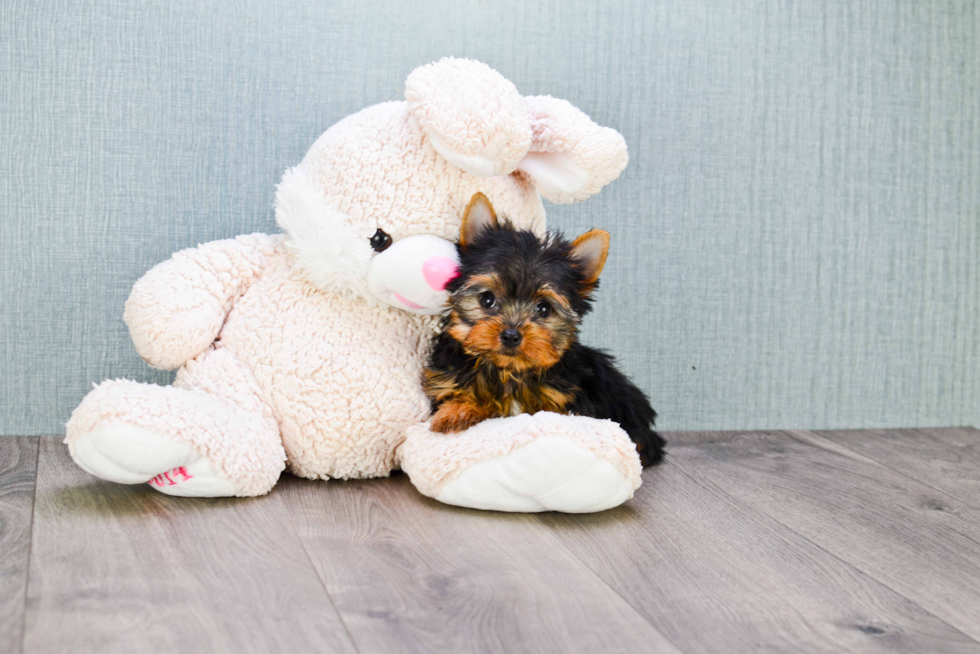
[148,467,193,487]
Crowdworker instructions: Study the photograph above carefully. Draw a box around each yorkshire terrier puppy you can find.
[423,193,665,467]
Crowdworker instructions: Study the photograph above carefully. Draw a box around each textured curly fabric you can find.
[124,234,286,370]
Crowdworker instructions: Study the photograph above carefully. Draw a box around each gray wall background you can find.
[2,0,978,435]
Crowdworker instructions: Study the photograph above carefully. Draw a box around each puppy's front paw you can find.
[430,400,487,433]
[430,414,463,433]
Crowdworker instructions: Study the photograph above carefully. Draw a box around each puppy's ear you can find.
[569,229,610,286]
[460,193,498,247]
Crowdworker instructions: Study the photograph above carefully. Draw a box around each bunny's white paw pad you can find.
[69,424,235,497]
[435,436,635,513]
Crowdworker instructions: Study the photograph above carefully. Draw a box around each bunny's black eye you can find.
[480,291,496,309]
[369,229,392,252]
[535,301,552,318]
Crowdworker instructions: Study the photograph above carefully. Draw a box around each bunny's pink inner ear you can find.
[405,58,531,178]
[517,96,629,204]
[516,152,591,197]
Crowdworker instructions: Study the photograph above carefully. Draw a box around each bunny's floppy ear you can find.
[517,96,629,204]
[406,58,531,178]
[406,58,629,203]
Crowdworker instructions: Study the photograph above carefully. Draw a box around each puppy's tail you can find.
[632,427,666,467]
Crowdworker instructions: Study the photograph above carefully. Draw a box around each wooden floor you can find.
[2,429,980,653]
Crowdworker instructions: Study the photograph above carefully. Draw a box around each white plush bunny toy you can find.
[66,58,644,512]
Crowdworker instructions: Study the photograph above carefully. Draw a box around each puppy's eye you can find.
[369,229,392,252]
[479,291,496,309]
[535,301,552,318]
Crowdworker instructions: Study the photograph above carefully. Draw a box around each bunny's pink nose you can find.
[422,256,459,291]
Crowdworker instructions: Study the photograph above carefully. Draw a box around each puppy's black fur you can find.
[554,346,665,467]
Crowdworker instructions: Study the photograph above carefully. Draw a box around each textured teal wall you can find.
[2,0,978,435]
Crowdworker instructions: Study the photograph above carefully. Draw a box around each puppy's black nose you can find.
[500,328,522,348]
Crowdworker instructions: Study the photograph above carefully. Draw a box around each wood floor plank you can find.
[23,437,357,654]
[538,460,980,653]
[669,430,980,643]
[814,427,980,508]
[0,437,39,654]
[278,472,681,654]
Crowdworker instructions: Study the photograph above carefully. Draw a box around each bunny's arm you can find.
[124,233,286,370]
